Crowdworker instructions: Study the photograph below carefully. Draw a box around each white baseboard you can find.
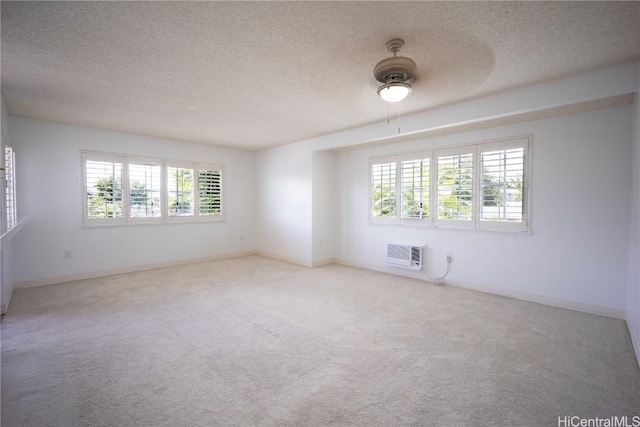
[334,258,626,320]
[1,288,14,315]
[311,257,337,267]
[627,312,640,369]
[15,251,257,289]
[256,251,313,267]
[13,253,629,323]
[334,258,428,279]
[448,278,625,320]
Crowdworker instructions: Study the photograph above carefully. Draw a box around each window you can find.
[478,141,526,232]
[83,153,125,225]
[4,146,16,230]
[198,168,222,216]
[369,136,530,232]
[129,160,162,220]
[370,159,396,218]
[167,166,194,217]
[82,151,224,226]
[436,148,474,229]
[370,152,431,225]
[400,156,429,219]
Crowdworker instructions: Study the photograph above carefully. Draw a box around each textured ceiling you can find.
[1,1,639,150]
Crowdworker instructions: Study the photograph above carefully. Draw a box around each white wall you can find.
[10,117,255,285]
[628,94,640,365]
[253,63,638,319]
[337,106,633,316]
[255,142,313,265]
[311,150,337,265]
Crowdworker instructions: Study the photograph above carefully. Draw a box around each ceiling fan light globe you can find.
[378,82,411,102]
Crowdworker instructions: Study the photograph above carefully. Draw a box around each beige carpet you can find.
[1,255,639,426]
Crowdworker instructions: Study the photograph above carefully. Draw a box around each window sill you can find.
[368,220,531,235]
[82,217,225,228]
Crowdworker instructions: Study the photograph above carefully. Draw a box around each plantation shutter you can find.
[478,139,528,232]
[167,165,194,217]
[436,148,474,228]
[370,159,396,218]
[198,166,223,217]
[400,157,430,219]
[83,153,125,225]
[4,147,16,230]
[129,161,162,220]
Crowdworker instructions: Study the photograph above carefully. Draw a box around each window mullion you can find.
[395,157,401,221]
[194,165,200,219]
[430,152,437,226]
[122,158,130,224]
[472,145,479,230]
[161,160,168,221]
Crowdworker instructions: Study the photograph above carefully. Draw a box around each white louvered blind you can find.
[167,166,194,217]
[82,152,224,226]
[369,137,529,232]
[480,143,526,229]
[400,158,429,219]
[371,161,396,218]
[198,168,222,216]
[4,146,16,230]
[85,158,124,220]
[437,152,473,221]
[129,162,162,219]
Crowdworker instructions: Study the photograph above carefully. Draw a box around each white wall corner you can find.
[626,91,640,369]
[256,250,313,268]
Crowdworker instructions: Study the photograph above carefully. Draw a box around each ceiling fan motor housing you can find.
[373,38,417,85]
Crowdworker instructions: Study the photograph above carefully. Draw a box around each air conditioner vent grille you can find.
[387,243,423,270]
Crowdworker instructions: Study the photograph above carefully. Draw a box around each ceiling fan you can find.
[373,38,417,103]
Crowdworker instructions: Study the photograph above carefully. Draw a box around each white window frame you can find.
[368,136,532,233]
[434,146,476,230]
[196,164,224,219]
[4,146,17,232]
[369,151,433,226]
[369,155,398,225]
[82,152,126,227]
[397,151,432,226]
[164,161,225,223]
[476,138,529,232]
[128,157,164,225]
[165,160,197,223]
[81,151,224,227]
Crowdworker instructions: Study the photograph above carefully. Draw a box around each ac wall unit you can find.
[387,243,424,270]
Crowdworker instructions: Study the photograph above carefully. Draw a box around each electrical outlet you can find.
[446,252,453,262]
[64,250,72,259]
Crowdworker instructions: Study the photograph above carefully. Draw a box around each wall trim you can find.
[448,278,626,320]
[334,258,626,320]
[311,257,337,267]
[15,251,256,289]
[13,252,630,325]
[256,250,313,267]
